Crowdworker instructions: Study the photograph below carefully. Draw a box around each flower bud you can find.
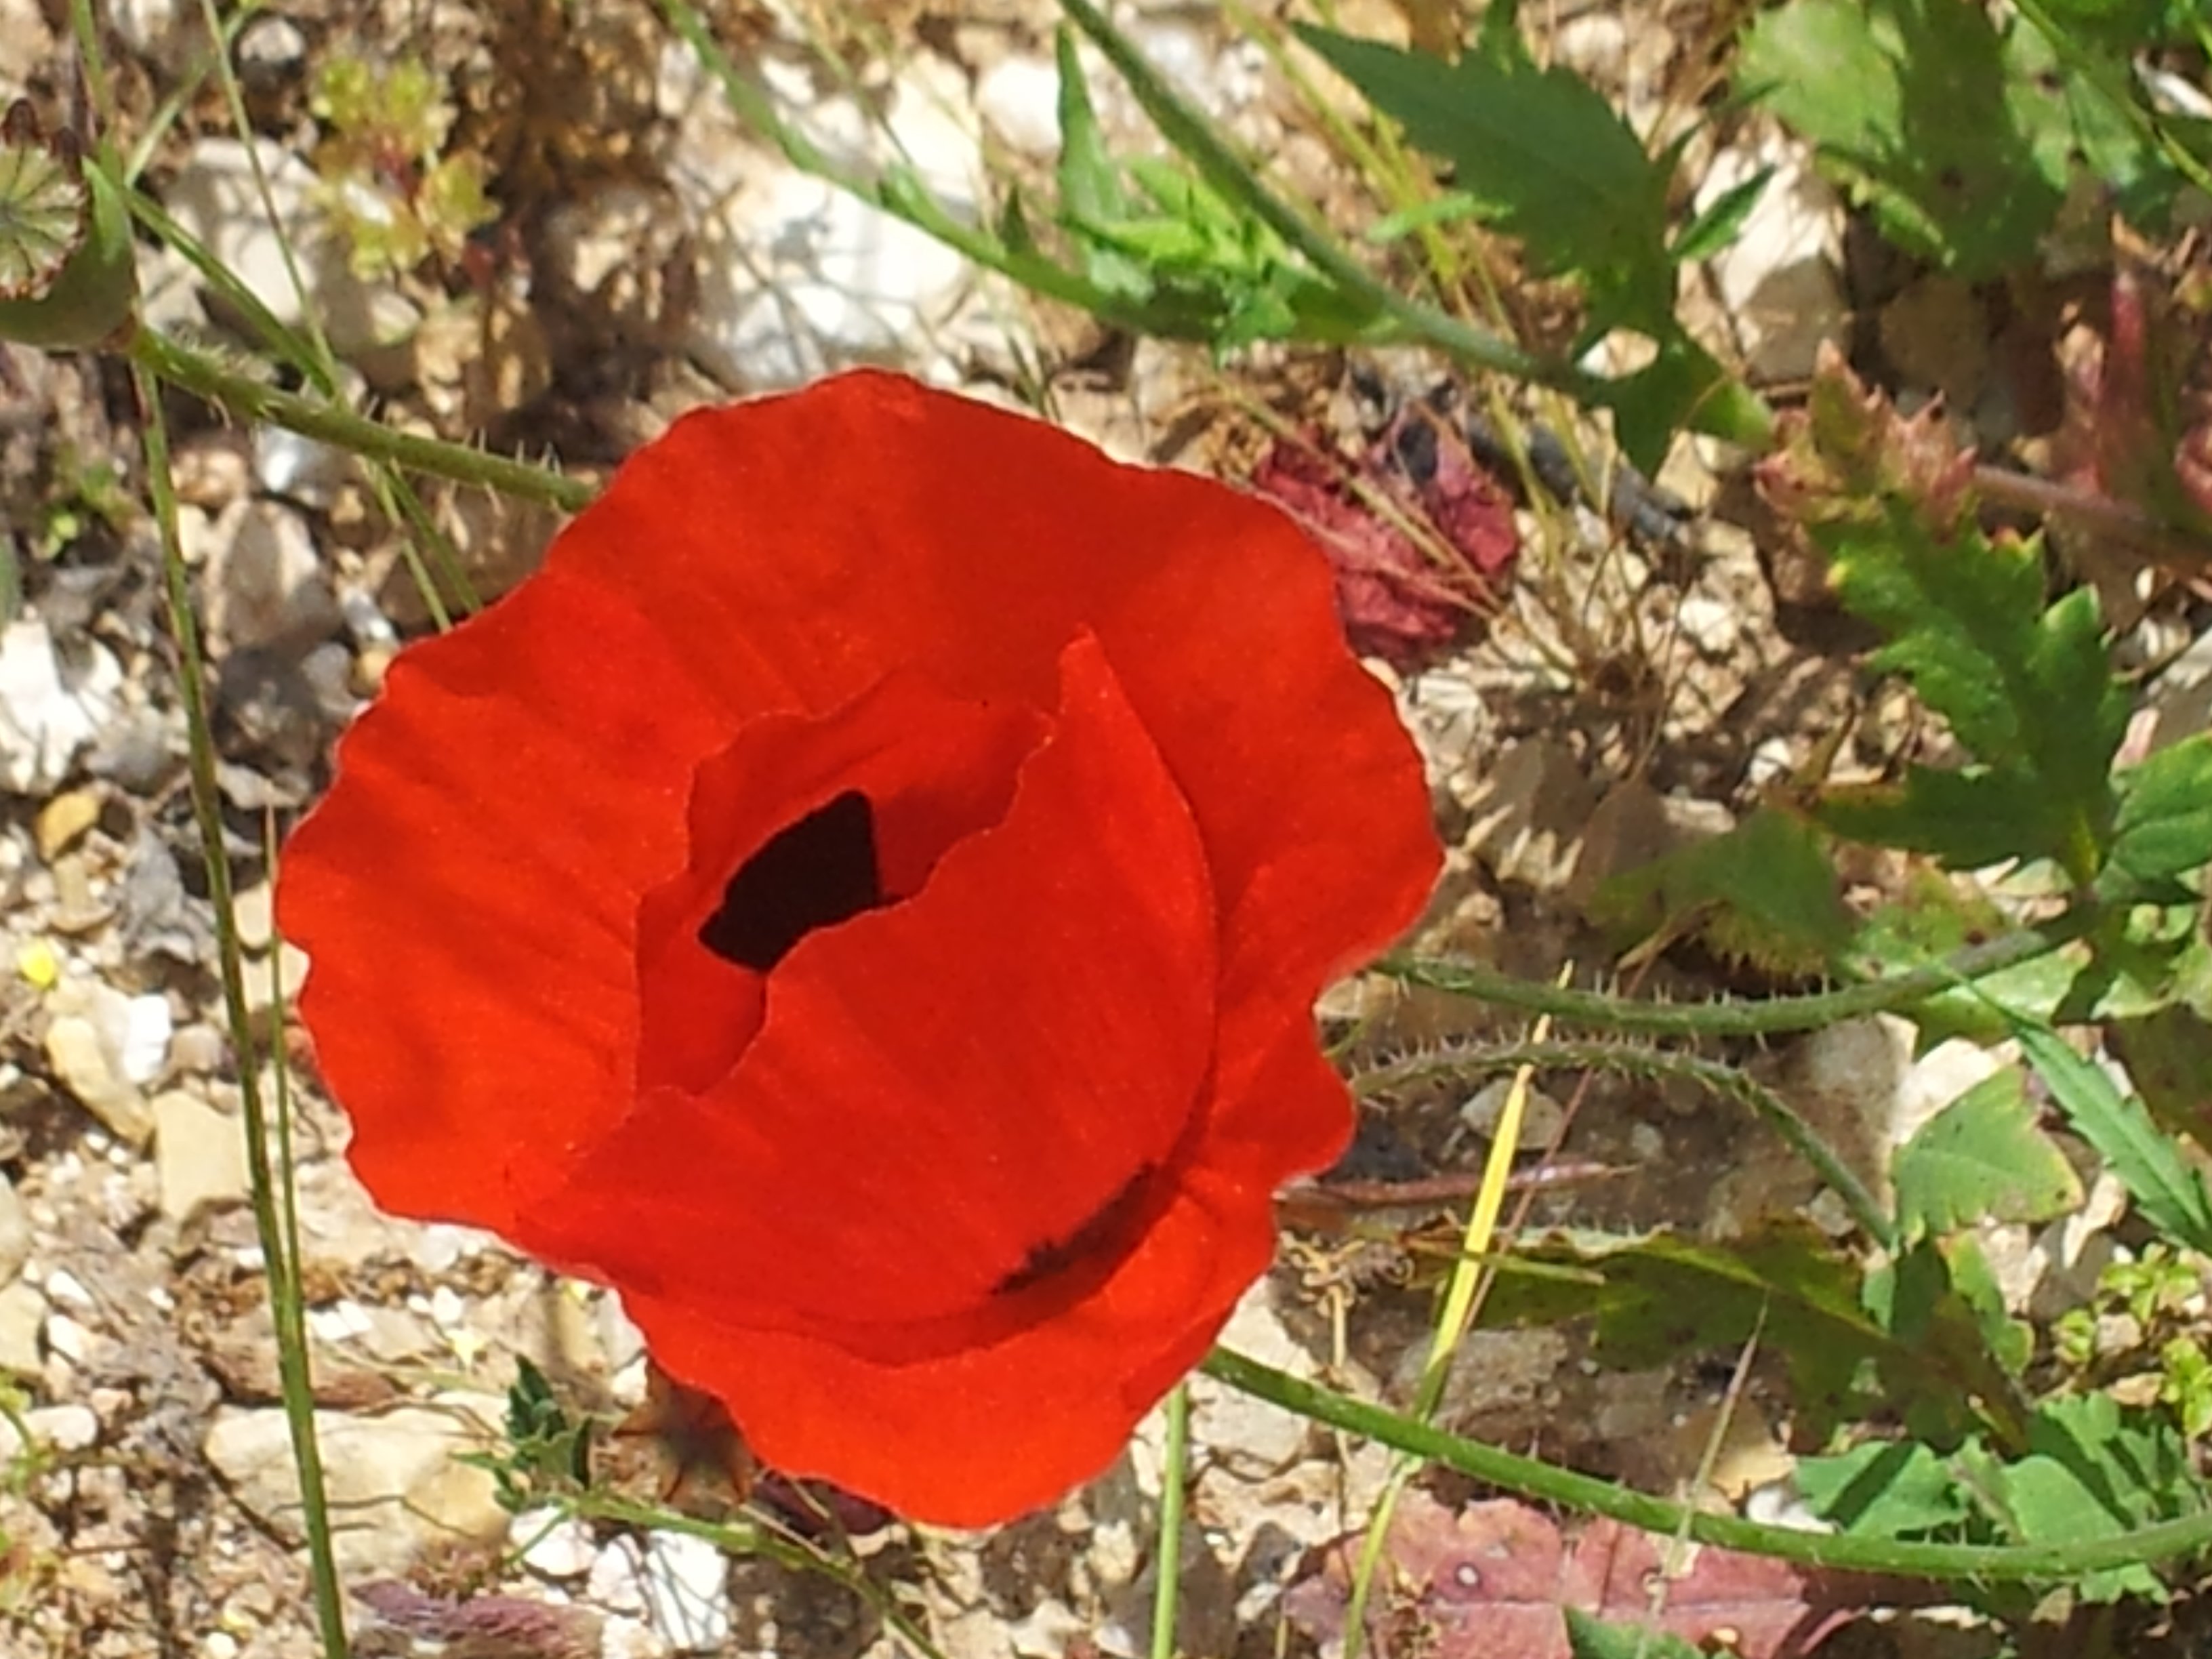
[0,100,137,351]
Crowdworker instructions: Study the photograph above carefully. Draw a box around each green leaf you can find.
[1591,806,1853,977]
[1484,1225,2011,1443]
[1988,1392,2203,1601]
[1892,1069,2084,1241]
[2106,735,2212,893]
[1796,1438,1975,1537]
[1563,1610,1706,1659]
[1053,28,1150,300]
[1738,0,2064,278]
[1813,515,2128,880]
[1295,22,1677,334]
[1670,166,1771,264]
[2013,1018,2212,1254]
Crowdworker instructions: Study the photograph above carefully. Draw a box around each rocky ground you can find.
[1,1,2207,1657]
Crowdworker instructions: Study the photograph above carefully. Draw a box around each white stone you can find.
[975,55,1063,157]
[117,994,172,1086]
[44,1267,91,1309]
[43,1310,94,1364]
[1696,137,1847,384]
[45,1010,153,1146]
[0,1174,28,1286]
[109,0,186,70]
[640,1530,731,1654]
[0,620,123,796]
[252,428,354,508]
[203,1397,509,1576]
[203,500,341,654]
[153,1090,249,1221]
[1675,594,1740,655]
[161,138,396,356]
[27,1403,98,1452]
[0,1282,43,1376]
[666,49,977,389]
[512,1508,597,1580]
[588,1536,651,1616]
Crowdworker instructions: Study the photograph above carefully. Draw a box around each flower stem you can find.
[1379,918,2082,1039]
[1202,1345,2212,1580]
[128,326,596,512]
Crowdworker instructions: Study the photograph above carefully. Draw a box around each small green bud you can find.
[0,100,138,351]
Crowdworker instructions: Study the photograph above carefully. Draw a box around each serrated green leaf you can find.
[1591,806,1852,976]
[1990,1392,2203,1601]
[1795,1438,1975,1536]
[1893,1069,2084,1241]
[1483,1224,2011,1444]
[1814,516,2127,880]
[1738,0,2063,279]
[2013,1019,2212,1253]
[1295,22,1677,333]
[1563,1610,1706,1659]
[2106,735,2212,893]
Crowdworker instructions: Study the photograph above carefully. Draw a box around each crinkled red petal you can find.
[550,373,1439,1017]
[276,568,731,1234]
[633,671,1046,1094]
[517,634,1217,1338]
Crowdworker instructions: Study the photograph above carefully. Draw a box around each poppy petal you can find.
[544,375,1439,1000]
[518,632,1219,1337]
[621,1158,1269,1528]
[633,670,1048,1094]
[277,569,731,1233]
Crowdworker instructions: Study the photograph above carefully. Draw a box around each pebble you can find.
[0,619,125,797]
[203,1397,509,1576]
[1695,136,1847,385]
[152,1090,251,1221]
[974,54,1063,157]
[1459,1077,1567,1153]
[43,1009,155,1147]
[667,53,977,389]
[0,1173,28,1285]
[0,1282,44,1376]
[640,1530,732,1654]
[44,1310,95,1364]
[251,428,354,509]
[511,1508,597,1580]
[33,787,101,861]
[202,500,342,655]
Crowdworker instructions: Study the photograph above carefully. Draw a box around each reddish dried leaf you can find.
[353,1581,601,1659]
[1249,407,1517,672]
[1284,1490,1868,1659]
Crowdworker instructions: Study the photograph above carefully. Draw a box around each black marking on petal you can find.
[699,790,886,972]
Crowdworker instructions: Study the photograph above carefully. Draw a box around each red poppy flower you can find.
[277,371,1440,1526]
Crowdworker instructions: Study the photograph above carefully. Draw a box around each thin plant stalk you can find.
[132,355,351,1659]
[1149,1382,1189,1659]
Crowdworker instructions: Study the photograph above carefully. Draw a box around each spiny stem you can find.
[129,327,595,512]
[1380,918,2083,1038]
[1356,1038,1900,1249]
[1202,1345,2212,1581]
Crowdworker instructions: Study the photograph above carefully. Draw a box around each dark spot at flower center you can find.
[699,791,886,971]
[994,1164,1158,1296]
